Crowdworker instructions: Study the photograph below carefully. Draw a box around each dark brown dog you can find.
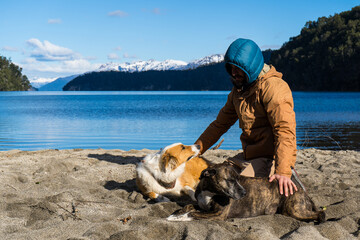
[167,162,325,222]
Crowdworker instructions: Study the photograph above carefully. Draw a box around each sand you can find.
[0,148,359,240]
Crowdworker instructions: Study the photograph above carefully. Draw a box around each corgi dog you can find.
[136,143,210,202]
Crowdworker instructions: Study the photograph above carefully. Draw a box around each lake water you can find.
[0,91,359,151]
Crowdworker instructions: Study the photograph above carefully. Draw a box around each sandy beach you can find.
[0,148,359,240]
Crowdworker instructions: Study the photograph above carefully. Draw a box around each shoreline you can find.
[1,148,359,239]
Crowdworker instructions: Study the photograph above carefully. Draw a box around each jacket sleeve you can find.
[261,78,297,178]
[196,89,238,153]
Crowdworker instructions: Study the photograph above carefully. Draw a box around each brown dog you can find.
[136,143,210,202]
[167,161,325,222]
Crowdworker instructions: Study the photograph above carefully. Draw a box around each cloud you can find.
[48,19,62,24]
[2,46,19,52]
[123,53,137,59]
[114,46,122,51]
[108,10,128,17]
[22,39,100,75]
[26,38,75,61]
[85,56,97,60]
[30,77,57,84]
[29,76,58,88]
[107,53,119,60]
[21,57,99,73]
[153,8,161,15]
[142,8,165,15]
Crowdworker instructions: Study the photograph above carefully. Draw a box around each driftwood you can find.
[212,139,224,150]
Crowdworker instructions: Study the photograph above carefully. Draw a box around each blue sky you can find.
[0,0,358,83]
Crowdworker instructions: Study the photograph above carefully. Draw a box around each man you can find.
[195,38,298,196]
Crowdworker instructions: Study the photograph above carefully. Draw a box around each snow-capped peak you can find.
[186,54,224,69]
[117,59,188,72]
[97,62,121,72]
[95,54,224,73]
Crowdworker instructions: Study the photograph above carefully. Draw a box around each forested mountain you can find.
[0,56,31,91]
[270,6,360,91]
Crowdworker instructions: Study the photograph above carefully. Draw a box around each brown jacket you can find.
[197,64,296,177]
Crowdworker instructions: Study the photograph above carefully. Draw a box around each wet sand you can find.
[0,148,359,240]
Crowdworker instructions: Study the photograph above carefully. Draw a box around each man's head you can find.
[224,38,264,89]
[229,64,247,90]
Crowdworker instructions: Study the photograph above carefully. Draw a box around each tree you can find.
[270,6,360,91]
[0,56,31,91]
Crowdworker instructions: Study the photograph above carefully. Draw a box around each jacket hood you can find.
[224,38,264,84]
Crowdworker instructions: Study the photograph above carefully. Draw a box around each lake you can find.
[0,91,359,151]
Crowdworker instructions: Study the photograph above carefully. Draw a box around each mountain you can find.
[63,62,232,91]
[185,54,224,69]
[30,78,55,89]
[40,54,225,91]
[96,54,224,72]
[98,59,187,72]
[269,6,360,91]
[38,75,78,91]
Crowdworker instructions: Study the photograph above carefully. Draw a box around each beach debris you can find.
[118,216,132,224]
[6,184,18,191]
[55,202,82,220]
[212,138,224,150]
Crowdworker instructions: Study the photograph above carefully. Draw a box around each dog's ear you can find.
[160,153,170,172]
[200,168,216,179]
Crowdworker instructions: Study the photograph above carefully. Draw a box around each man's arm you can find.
[261,77,297,196]
[196,89,238,154]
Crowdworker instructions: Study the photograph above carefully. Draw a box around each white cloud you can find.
[63,59,99,71]
[21,57,99,74]
[2,46,19,52]
[142,8,165,15]
[30,77,57,83]
[26,38,75,61]
[85,56,97,60]
[29,77,58,88]
[48,19,62,24]
[114,46,122,51]
[108,10,128,17]
[123,52,137,59]
[108,53,119,60]
[153,8,161,15]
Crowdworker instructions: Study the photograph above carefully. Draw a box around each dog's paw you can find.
[167,212,193,222]
[154,195,170,202]
[183,186,196,201]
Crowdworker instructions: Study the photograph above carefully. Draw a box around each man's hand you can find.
[269,174,298,197]
[194,140,204,154]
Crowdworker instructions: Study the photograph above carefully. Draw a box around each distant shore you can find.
[1,148,359,239]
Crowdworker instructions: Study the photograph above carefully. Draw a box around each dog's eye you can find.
[182,146,186,150]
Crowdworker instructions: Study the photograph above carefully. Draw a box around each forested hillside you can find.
[270,6,360,91]
[0,56,31,91]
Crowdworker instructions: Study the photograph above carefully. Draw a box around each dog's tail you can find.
[318,210,326,223]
